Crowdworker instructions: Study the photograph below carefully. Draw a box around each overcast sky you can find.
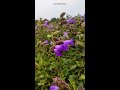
[35,0,85,20]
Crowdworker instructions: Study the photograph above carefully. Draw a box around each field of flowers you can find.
[35,13,85,90]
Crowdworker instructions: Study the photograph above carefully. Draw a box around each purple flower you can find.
[43,20,49,27]
[55,45,63,51]
[54,45,64,56]
[63,39,74,45]
[63,32,68,37]
[61,43,69,51]
[63,32,68,35]
[44,23,48,27]
[54,44,69,56]
[44,24,48,27]
[54,49,63,56]
[53,39,74,56]
[67,19,76,24]
[44,40,48,44]
[50,85,60,90]
[45,20,48,24]
[50,41,53,45]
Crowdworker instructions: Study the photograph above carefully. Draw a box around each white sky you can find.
[35,0,85,20]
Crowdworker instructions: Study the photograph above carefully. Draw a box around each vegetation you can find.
[35,13,85,90]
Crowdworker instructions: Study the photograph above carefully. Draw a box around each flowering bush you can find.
[35,13,85,90]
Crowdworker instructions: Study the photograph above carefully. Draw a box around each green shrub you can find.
[35,13,85,90]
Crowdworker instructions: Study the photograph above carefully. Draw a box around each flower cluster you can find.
[43,40,48,44]
[50,84,60,90]
[43,20,54,30]
[54,38,74,56]
[43,40,53,45]
[43,20,49,27]
[67,18,76,24]
[63,32,68,37]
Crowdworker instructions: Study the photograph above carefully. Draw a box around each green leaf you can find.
[80,74,85,80]
[63,68,69,76]
[49,62,58,70]
[76,61,81,67]
[70,65,77,69]
[39,75,44,79]
[78,82,84,87]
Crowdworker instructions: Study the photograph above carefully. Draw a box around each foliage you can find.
[35,13,85,90]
